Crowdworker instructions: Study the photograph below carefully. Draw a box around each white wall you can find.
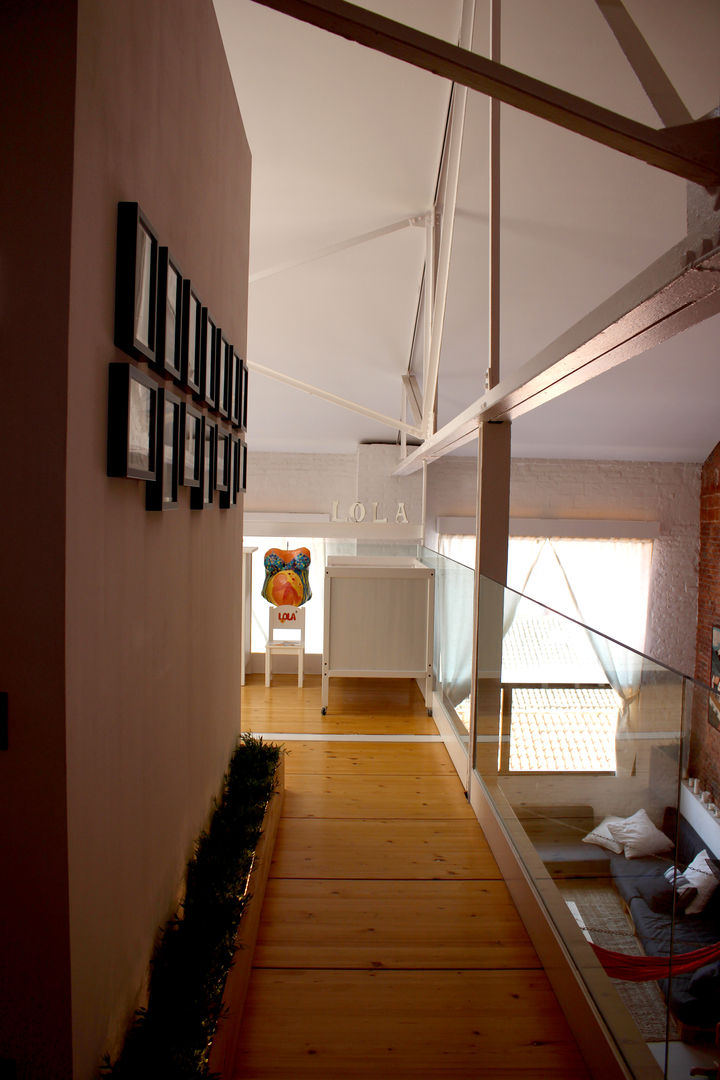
[427,456,700,676]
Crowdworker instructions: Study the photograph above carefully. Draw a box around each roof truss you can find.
[250,0,720,186]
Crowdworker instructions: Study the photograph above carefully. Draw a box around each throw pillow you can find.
[683,849,720,915]
[581,815,626,854]
[664,866,694,892]
[647,876,698,914]
[607,808,674,859]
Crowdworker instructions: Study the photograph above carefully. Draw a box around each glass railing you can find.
[415,550,719,1080]
[418,546,475,745]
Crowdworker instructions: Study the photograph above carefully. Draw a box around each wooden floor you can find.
[229,674,590,1078]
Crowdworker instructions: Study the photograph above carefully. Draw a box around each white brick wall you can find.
[245,451,356,513]
[246,445,423,525]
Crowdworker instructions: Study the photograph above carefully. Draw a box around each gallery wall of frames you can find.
[107,201,248,511]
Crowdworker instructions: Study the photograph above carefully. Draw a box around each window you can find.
[438,532,653,771]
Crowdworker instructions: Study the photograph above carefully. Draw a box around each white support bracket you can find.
[250,212,429,284]
[420,0,476,440]
[402,373,422,425]
[248,358,424,438]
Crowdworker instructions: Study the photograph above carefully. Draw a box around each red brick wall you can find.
[691,441,720,799]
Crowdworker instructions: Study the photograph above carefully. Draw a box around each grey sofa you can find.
[517,803,720,1033]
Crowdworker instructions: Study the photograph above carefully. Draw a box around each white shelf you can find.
[680,782,720,856]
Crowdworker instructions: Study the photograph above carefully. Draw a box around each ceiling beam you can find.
[250,0,720,187]
[393,235,720,475]
[248,359,423,437]
[594,0,692,128]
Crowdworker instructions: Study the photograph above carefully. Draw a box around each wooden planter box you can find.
[208,755,284,1075]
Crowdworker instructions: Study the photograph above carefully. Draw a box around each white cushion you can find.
[607,808,673,859]
[683,849,720,915]
[582,815,625,854]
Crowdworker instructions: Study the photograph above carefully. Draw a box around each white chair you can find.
[265,605,306,687]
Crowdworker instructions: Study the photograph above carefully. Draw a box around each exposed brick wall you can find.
[691,442,720,799]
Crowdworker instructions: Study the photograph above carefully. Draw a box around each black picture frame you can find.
[216,425,232,496]
[710,626,720,730]
[107,362,158,481]
[201,309,219,411]
[114,202,159,364]
[231,350,243,428]
[191,417,216,509]
[180,402,203,488]
[181,282,203,397]
[217,336,232,420]
[146,388,181,511]
[232,434,247,498]
[224,434,240,509]
[241,358,248,432]
[154,247,184,382]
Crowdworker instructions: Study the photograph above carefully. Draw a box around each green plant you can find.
[101,735,281,1079]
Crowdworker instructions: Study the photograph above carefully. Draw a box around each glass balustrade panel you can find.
[466,573,720,1078]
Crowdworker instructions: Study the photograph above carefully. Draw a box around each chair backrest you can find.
[267,605,305,646]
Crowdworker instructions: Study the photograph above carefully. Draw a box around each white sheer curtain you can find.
[439,534,548,638]
[505,538,546,634]
[436,533,654,767]
[510,538,652,774]
[548,540,652,653]
[438,534,474,569]
[436,536,475,707]
[548,539,652,773]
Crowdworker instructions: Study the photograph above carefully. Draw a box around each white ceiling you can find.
[214,0,720,462]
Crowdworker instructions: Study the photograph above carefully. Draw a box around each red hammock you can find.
[592,940,720,982]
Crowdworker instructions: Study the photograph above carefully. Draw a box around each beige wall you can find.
[66,2,250,1075]
[0,1,251,1076]
[0,1,77,1074]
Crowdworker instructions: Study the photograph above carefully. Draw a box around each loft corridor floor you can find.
[229,674,590,1078]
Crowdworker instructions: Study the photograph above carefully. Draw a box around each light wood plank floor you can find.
[229,675,589,1078]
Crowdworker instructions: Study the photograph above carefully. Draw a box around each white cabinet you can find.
[322,556,434,713]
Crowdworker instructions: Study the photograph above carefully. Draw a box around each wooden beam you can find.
[250,0,720,187]
[594,0,692,128]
